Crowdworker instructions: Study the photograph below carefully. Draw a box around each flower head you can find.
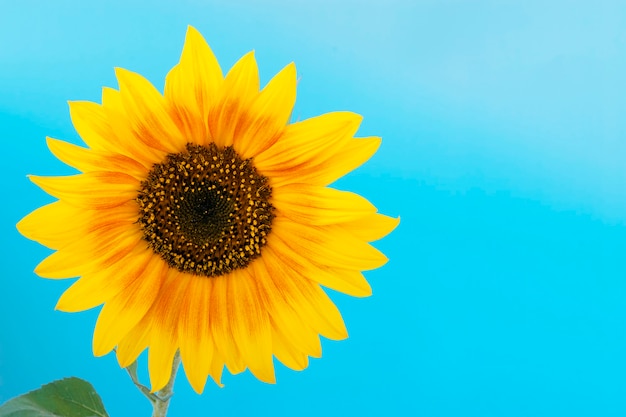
[17,26,398,393]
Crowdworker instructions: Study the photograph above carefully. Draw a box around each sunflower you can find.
[17,26,398,394]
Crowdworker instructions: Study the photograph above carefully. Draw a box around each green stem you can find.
[151,351,181,417]
[124,350,181,417]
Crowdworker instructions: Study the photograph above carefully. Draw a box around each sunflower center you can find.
[137,143,274,277]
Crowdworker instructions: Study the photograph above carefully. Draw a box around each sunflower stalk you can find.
[125,362,157,403]
[124,351,181,417]
[153,351,181,417]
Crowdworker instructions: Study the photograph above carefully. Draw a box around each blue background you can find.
[2,1,626,416]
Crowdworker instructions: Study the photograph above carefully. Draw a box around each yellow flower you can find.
[17,26,398,394]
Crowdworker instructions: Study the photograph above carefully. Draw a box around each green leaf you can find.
[0,377,109,417]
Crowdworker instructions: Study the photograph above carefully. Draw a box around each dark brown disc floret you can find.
[137,143,274,277]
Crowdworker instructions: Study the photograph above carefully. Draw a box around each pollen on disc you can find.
[137,143,274,277]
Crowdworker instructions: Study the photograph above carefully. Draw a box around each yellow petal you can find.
[68,100,116,152]
[165,25,223,145]
[257,248,347,341]
[178,276,215,394]
[92,256,165,356]
[251,257,323,357]
[116,314,152,368]
[102,86,123,109]
[148,335,179,393]
[228,268,275,383]
[272,217,388,271]
[17,201,83,250]
[35,227,140,279]
[115,68,186,155]
[273,183,376,226]
[271,136,381,187]
[289,276,348,341]
[209,274,245,375]
[316,136,382,185]
[147,270,191,392]
[208,51,260,148]
[20,200,137,252]
[255,111,361,175]
[29,172,137,210]
[271,324,309,371]
[46,137,146,179]
[236,62,297,159]
[56,246,153,312]
[69,100,157,169]
[208,350,225,388]
[341,213,400,242]
[266,236,372,297]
